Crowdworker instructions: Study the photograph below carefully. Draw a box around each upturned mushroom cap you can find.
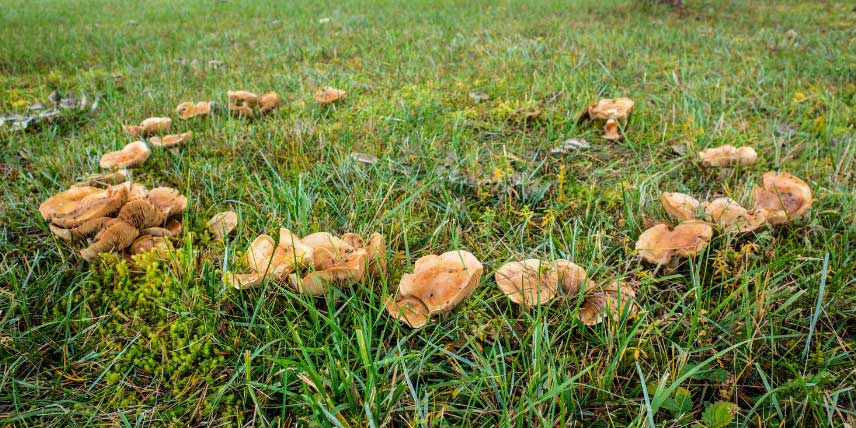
[660,192,702,222]
[635,221,713,265]
[208,211,238,240]
[397,250,483,314]
[80,219,139,261]
[39,185,104,221]
[118,199,165,229]
[50,185,129,228]
[139,117,172,135]
[385,296,431,328]
[108,182,149,201]
[229,104,254,117]
[227,90,259,105]
[99,141,151,169]
[245,234,291,279]
[699,145,758,168]
[752,172,812,224]
[49,216,113,242]
[175,101,211,119]
[704,197,767,233]
[278,228,313,267]
[129,235,172,256]
[495,259,593,307]
[364,233,387,278]
[314,86,346,104]
[289,256,367,296]
[341,233,364,250]
[258,91,280,114]
[582,97,635,121]
[301,232,353,252]
[578,282,636,326]
[147,187,187,218]
[149,132,193,148]
[225,272,264,290]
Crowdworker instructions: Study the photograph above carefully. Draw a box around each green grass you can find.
[1,0,854,426]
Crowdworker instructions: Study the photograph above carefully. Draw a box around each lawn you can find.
[0,0,854,426]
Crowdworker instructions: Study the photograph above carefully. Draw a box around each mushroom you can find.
[208,211,238,240]
[164,218,183,236]
[79,219,139,261]
[289,232,368,295]
[698,145,758,167]
[175,101,211,119]
[660,192,702,222]
[227,91,259,105]
[277,228,313,266]
[147,187,187,218]
[229,104,254,117]
[386,250,483,328]
[603,118,621,141]
[258,91,280,114]
[74,170,130,188]
[578,281,636,326]
[129,235,173,256]
[225,235,289,290]
[364,232,388,278]
[49,217,113,242]
[635,221,713,265]
[752,172,812,224]
[495,259,594,307]
[314,86,346,104]
[117,199,165,230]
[125,117,171,137]
[149,132,193,148]
[580,97,634,140]
[99,141,151,169]
[108,182,148,201]
[39,186,105,221]
[49,185,129,228]
[704,197,767,233]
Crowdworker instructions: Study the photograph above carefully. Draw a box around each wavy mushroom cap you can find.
[278,228,313,265]
[49,216,113,242]
[245,234,290,278]
[165,218,183,236]
[208,211,238,240]
[176,101,211,119]
[80,219,139,261]
[582,97,635,120]
[752,172,812,224]
[660,192,702,222]
[314,86,346,104]
[635,221,713,265]
[227,90,259,105]
[108,182,148,201]
[495,259,560,307]
[139,117,172,135]
[75,170,130,188]
[258,91,280,113]
[100,141,151,169]
[149,131,193,148]
[704,197,767,233]
[578,282,636,326]
[397,250,483,314]
[301,232,353,253]
[50,186,129,228]
[229,103,254,117]
[364,233,388,278]
[699,145,758,168]
[225,272,264,290]
[129,235,172,256]
[147,187,187,218]
[39,185,104,221]
[118,199,165,229]
[385,296,431,328]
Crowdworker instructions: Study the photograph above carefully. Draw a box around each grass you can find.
[0,0,854,426]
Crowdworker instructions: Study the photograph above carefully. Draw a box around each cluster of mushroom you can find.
[40,176,187,261]
[579,97,634,140]
[122,117,193,150]
[635,172,813,265]
[224,229,386,295]
[227,90,280,117]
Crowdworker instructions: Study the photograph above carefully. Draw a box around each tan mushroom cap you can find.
[49,217,113,242]
[227,90,259,104]
[258,91,280,114]
[139,117,172,135]
[314,86,346,104]
[118,199,165,230]
[175,101,211,119]
[147,187,187,218]
[165,218,183,236]
[129,235,172,256]
[582,97,635,120]
[752,172,812,224]
[100,141,151,169]
[397,250,483,314]
[229,103,254,117]
[140,226,174,237]
[301,232,352,253]
[364,233,388,278]
[635,221,713,265]
[660,192,702,222]
[578,282,636,326]
[225,272,264,290]
[495,259,593,307]
[50,186,129,228]
[74,170,130,188]
[245,234,290,279]
[385,296,431,328]
[80,219,139,261]
[105,182,148,201]
[278,228,314,266]
[699,145,758,168]
[704,197,767,233]
[208,211,238,240]
[149,131,193,148]
[39,185,104,221]
[124,125,143,137]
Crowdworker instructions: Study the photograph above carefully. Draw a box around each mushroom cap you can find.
[176,101,211,119]
[149,131,193,148]
[258,91,280,113]
[74,169,130,188]
[124,125,143,137]
[660,192,702,222]
[164,218,183,236]
[699,145,758,168]
[583,97,635,120]
[290,260,366,295]
[495,259,559,307]
[578,282,636,326]
[635,221,713,265]
[139,117,172,135]
[341,233,364,250]
[227,90,259,104]
[140,226,174,237]
[225,272,264,290]
[704,197,767,233]
[385,296,430,328]
[118,199,165,229]
[301,232,352,253]
[208,211,238,240]
[752,172,812,224]
[108,182,149,201]
[314,86,346,104]
[99,141,151,169]
[49,216,113,242]
[147,187,187,218]
[603,117,621,140]
[229,103,254,117]
[129,235,172,256]
[50,185,129,228]
[80,219,139,261]
[397,250,483,314]
[364,232,387,278]
[245,234,290,279]
[39,185,104,221]
[278,228,314,267]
